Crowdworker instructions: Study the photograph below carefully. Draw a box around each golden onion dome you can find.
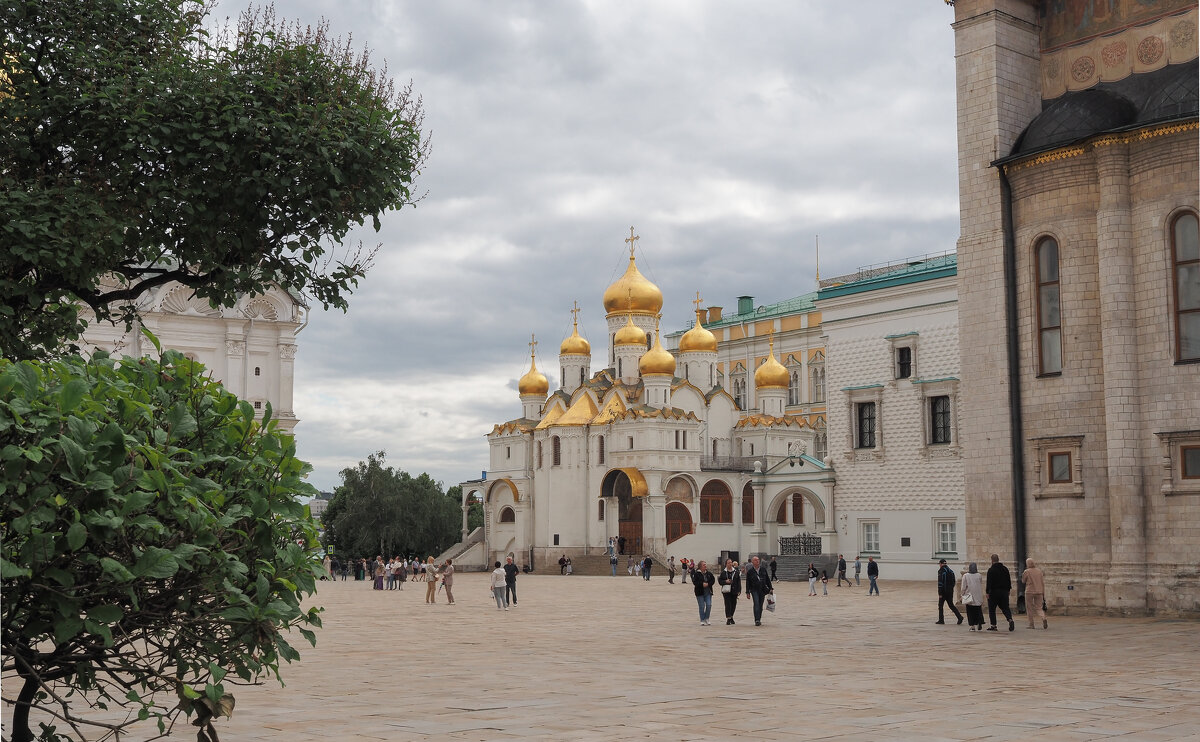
[602,249,663,317]
[639,326,677,376]
[678,308,718,353]
[518,350,548,397]
[614,314,648,346]
[754,337,789,389]
[559,322,590,356]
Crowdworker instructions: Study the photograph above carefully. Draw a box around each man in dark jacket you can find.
[744,555,774,626]
[936,559,963,625]
[985,553,1015,632]
[504,556,520,606]
[867,556,880,595]
[836,554,850,586]
[691,560,716,625]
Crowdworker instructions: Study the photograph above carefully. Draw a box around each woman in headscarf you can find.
[961,562,985,631]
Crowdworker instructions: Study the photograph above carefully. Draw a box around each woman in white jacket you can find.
[490,561,508,611]
[961,562,985,631]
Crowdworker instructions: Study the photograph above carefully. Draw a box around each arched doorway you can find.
[602,468,647,554]
[666,502,692,544]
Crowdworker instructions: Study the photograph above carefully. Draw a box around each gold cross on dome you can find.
[528,333,537,359]
[570,300,581,326]
[625,227,639,258]
[693,291,703,313]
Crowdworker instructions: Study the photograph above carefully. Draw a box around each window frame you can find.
[1035,236,1063,376]
[860,520,880,555]
[930,395,952,445]
[1171,211,1200,363]
[1030,435,1084,498]
[552,435,561,467]
[856,402,877,449]
[1154,431,1200,496]
[933,519,958,557]
[740,483,754,525]
[597,435,605,465]
[699,480,733,524]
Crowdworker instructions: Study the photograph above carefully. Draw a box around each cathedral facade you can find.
[951,0,1198,615]
[463,238,834,572]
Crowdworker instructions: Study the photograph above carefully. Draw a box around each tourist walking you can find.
[609,553,618,576]
[867,557,879,595]
[837,554,850,586]
[1022,558,1048,629]
[936,559,963,625]
[985,554,1014,631]
[680,558,690,583]
[962,562,985,631]
[642,555,653,580]
[627,554,635,576]
[504,556,519,606]
[807,563,819,596]
[691,560,715,625]
[821,570,829,595]
[718,558,741,625]
[769,556,778,582]
[854,555,862,586]
[745,555,774,626]
[322,554,332,580]
[668,556,677,584]
[490,561,508,611]
[424,556,439,604]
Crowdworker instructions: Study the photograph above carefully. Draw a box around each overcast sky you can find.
[212,0,962,494]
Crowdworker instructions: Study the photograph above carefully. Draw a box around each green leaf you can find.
[59,379,88,413]
[99,557,136,583]
[87,604,124,624]
[53,616,84,644]
[58,435,86,477]
[66,522,88,551]
[1,558,32,579]
[133,547,179,579]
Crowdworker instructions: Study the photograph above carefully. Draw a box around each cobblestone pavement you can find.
[6,573,1199,740]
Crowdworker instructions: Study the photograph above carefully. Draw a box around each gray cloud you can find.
[212,0,960,492]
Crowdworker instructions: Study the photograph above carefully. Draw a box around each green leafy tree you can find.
[0,0,429,360]
[0,348,322,742]
[323,452,460,559]
[446,485,483,534]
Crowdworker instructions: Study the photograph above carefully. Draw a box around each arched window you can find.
[788,370,800,405]
[1036,237,1062,375]
[598,435,606,465]
[741,482,754,525]
[712,439,719,457]
[499,507,515,523]
[598,500,605,521]
[810,366,826,402]
[700,480,733,523]
[254,366,261,376]
[1172,212,1199,362]
[552,435,561,466]
[814,430,828,462]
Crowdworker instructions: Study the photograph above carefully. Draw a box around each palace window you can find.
[1184,446,1200,479]
[499,507,515,523]
[861,521,880,554]
[814,430,828,462]
[699,480,733,523]
[598,500,605,521]
[788,366,801,405]
[1047,452,1071,483]
[810,365,826,403]
[506,446,511,460]
[930,395,951,445]
[1154,431,1200,496]
[856,402,877,449]
[537,441,543,468]
[1036,237,1063,375]
[935,520,957,556]
[552,436,561,466]
[741,483,754,525]
[254,366,261,376]
[1172,212,1199,362]
[598,436,605,465]
[895,346,912,379]
[253,400,262,410]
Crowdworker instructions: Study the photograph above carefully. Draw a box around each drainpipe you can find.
[998,165,1028,610]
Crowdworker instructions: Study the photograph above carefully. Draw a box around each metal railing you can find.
[779,532,823,556]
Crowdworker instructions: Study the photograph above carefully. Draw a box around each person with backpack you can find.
[935,559,963,625]
[641,555,653,580]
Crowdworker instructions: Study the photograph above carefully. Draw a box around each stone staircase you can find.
[772,554,841,583]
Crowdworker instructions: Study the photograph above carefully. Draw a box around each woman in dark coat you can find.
[691,560,716,626]
[718,558,742,625]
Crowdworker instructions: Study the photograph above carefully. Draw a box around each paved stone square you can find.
[7,572,1200,740]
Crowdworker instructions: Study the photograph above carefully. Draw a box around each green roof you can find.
[816,253,957,300]
[666,291,819,338]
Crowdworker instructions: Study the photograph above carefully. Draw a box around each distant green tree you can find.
[0,0,428,360]
[323,452,460,559]
[446,485,484,533]
[0,347,321,742]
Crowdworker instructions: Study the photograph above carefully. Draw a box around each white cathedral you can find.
[460,232,839,571]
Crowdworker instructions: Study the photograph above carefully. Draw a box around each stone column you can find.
[1094,140,1147,613]
[751,468,766,536]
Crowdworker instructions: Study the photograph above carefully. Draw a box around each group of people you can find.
[325,555,458,604]
[937,555,1049,632]
[688,555,776,626]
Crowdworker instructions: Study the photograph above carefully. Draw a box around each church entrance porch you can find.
[602,468,648,555]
